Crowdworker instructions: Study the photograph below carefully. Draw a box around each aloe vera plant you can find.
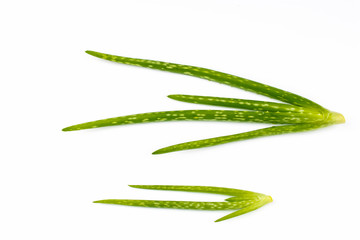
[94,185,272,222]
[63,51,345,154]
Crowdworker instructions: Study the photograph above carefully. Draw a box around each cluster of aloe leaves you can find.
[64,51,345,222]
[94,185,272,222]
[63,50,345,154]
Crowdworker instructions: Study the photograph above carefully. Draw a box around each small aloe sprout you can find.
[63,51,345,154]
[94,185,272,222]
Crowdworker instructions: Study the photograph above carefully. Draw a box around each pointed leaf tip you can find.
[167,94,179,99]
[85,50,103,58]
[152,149,165,155]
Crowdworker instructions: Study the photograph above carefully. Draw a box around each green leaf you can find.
[62,110,324,131]
[93,199,251,210]
[168,94,309,112]
[129,185,262,198]
[152,123,328,154]
[86,50,325,110]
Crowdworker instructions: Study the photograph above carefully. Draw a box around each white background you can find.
[1,0,359,239]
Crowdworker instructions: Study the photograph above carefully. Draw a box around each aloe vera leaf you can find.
[215,196,273,222]
[168,94,309,112]
[129,185,262,198]
[93,199,253,210]
[62,110,324,131]
[86,50,325,110]
[152,123,329,154]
